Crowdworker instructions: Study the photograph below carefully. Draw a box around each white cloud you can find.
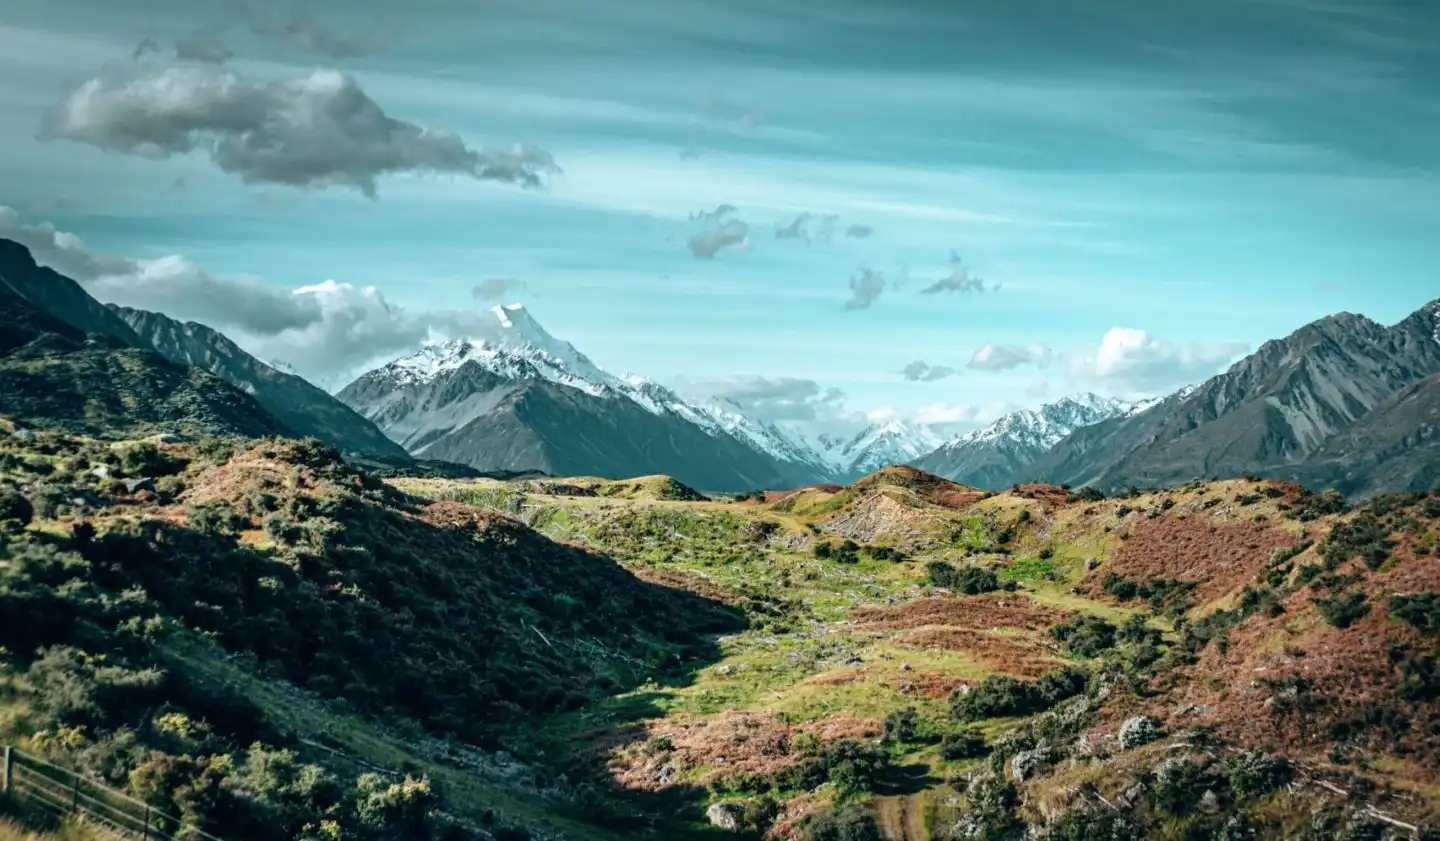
[1068,327,1247,396]
[967,343,1055,371]
[0,206,506,387]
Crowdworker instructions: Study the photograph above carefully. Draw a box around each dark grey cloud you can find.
[42,67,557,197]
[688,218,749,258]
[844,265,886,311]
[0,205,320,336]
[174,29,235,64]
[901,361,959,382]
[845,223,874,238]
[966,343,1056,371]
[694,376,846,422]
[472,277,528,300]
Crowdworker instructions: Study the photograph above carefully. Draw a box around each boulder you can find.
[706,802,746,831]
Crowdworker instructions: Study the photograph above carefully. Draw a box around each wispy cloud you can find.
[844,265,886,310]
[967,343,1055,371]
[901,360,959,381]
[688,218,749,258]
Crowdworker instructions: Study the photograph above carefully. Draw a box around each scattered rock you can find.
[1199,789,1221,814]
[1119,715,1162,749]
[1085,557,1100,571]
[899,662,912,672]
[120,477,155,494]
[706,802,745,831]
[714,665,733,677]
[90,465,113,480]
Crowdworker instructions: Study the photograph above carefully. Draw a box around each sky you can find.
[0,0,1437,437]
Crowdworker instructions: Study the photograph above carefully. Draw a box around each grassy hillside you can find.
[2,417,1436,840]
[393,468,1440,840]
[0,420,741,840]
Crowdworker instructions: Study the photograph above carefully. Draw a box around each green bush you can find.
[939,730,988,760]
[1154,758,1224,815]
[928,562,999,594]
[1313,592,1370,629]
[883,707,920,744]
[0,486,33,529]
[802,803,881,841]
[1390,594,1440,635]
[1050,615,1117,657]
[822,740,890,798]
[952,667,1088,721]
[1226,751,1292,799]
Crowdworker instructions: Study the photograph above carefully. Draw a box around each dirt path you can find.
[874,795,928,841]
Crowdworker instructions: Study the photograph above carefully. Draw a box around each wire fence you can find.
[1,745,226,841]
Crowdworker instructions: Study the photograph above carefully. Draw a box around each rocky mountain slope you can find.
[912,394,1142,488]
[821,418,946,481]
[0,262,289,441]
[1032,301,1440,494]
[113,306,409,459]
[337,306,827,492]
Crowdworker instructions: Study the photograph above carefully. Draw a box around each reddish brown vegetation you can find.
[1012,483,1073,507]
[606,712,880,792]
[897,628,1064,677]
[852,594,1070,632]
[1093,512,1297,604]
[851,466,987,510]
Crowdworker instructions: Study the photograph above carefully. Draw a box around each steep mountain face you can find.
[1033,301,1440,493]
[0,238,144,347]
[113,306,409,459]
[1290,372,1440,497]
[0,284,290,440]
[912,394,1141,488]
[337,317,826,491]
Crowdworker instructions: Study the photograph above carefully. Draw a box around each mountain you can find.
[822,418,946,480]
[0,238,145,347]
[336,307,826,491]
[112,306,410,459]
[0,276,289,441]
[1289,371,1440,497]
[1031,301,1440,493]
[912,394,1141,488]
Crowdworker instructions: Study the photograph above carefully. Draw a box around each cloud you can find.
[174,29,235,64]
[844,266,886,311]
[688,203,735,224]
[250,10,387,59]
[0,207,514,386]
[845,224,874,238]
[472,278,527,300]
[42,67,557,197]
[131,37,160,61]
[0,205,320,336]
[1068,327,1248,396]
[967,343,1055,371]
[690,376,847,423]
[775,212,811,242]
[920,266,988,295]
[688,218,749,258]
[901,361,959,382]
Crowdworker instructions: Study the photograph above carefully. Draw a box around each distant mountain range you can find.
[1022,303,1440,497]
[912,394,1151,488]
[3,235,1437,497]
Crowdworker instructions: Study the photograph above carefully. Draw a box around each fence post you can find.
[2,746,11,794]
[143,804,152,840]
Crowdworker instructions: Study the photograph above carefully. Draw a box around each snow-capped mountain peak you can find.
[833,418,946,476]
[957,393,1136,449]
[365,303,624,397]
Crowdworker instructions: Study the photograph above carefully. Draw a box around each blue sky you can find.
[0,0,1437,433]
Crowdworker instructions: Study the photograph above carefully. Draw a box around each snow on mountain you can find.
[617,375,829,470]
[912,394,1141,488]
[955,393,1137,450]
[834,418,947,478]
